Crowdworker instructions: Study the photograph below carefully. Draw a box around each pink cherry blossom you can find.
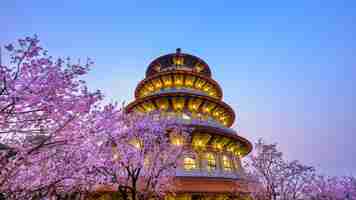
[0,35,102,199]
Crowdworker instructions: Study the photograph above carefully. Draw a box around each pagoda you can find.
[126,49,252,199]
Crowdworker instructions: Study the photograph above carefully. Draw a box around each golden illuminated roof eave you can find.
[146,53,212,78]
[190,124,253,157]
[125,92,236,127]
[134,70,223,99]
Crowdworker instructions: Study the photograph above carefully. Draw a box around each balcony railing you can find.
[176,169,244,180]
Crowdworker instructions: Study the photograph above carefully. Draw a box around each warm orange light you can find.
[159,105,167,110]
[155,83,162,88]
[222,155,233,171]
[162,76,173,87]
[164,80,172,86]
[185,75,195,87]
[216,143,223,150]
[183,157,197,170]
[113,153,120,161]
[193,139,205,148]
[141,91,148,97]
[171,136,183,146]
[206,153,216,171]
[186,80,193,87]
[176,104,183,110]
[173,55,184,66]
[130,139,142,149]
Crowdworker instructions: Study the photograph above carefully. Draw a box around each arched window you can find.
[206,153,216,171]
[184,157,197,171]
[222,155,233,171]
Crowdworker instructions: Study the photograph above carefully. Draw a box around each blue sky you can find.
[1,0,355,175]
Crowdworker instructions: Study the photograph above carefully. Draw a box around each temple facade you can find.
[125,49,253,200]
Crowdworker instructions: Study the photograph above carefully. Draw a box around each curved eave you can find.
[146,53,212,77]
[134,70,223,99]
[190,124,253,156]
[126,92,235,127]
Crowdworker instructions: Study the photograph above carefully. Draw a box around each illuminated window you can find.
[171,136,183,146]
[222,155,233,171]
[162,75,172,87]
[173,55,184,66]
[182,113,191,120]
[184,157,197,171]
[206,153,216,171]
[213,143,223,151]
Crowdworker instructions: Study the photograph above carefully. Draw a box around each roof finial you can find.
[176,48,181,54]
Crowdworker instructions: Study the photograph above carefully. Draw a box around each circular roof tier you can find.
[189,124,253,156]
[146,48,212,78]
[125,92,236,127]
[135,70,223,100]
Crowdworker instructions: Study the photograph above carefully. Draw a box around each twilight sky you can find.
[1,1,355,175]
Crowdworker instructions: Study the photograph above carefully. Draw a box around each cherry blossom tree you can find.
[245,139,315,200]
[303,175,356,200]
[82,107,187,200]
[4,103,187,200]
[0,35,102,199]
[0,36,187,200]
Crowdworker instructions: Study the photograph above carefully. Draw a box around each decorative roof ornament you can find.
[146,49,212,78]
[172,48,184,66]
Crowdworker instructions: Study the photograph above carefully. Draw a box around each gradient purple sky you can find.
[1,1,355,175]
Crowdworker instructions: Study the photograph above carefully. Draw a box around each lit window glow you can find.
[214,143,223,150]
[182,113,191,120]
[206,153,216,171]
[222,155,233,171]
[184,157,197,170]
[171,136,183,146]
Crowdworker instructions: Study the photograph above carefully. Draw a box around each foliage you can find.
[84,109,187,200]
[245,139,356,200]
[0,35,102,199]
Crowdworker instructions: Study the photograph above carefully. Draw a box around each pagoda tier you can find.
[126,49,252,197]
[135,70,223,100]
